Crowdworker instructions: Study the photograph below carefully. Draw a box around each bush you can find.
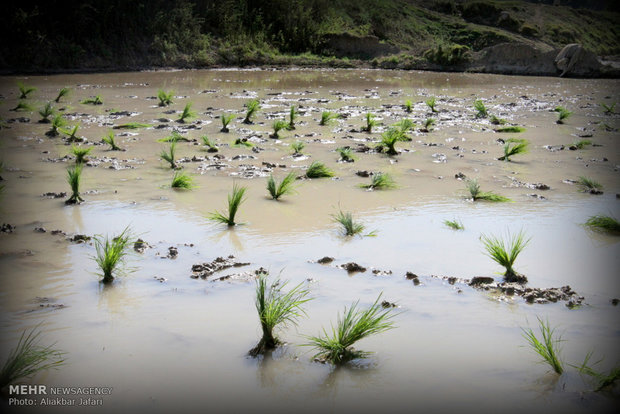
[424,43,471,65]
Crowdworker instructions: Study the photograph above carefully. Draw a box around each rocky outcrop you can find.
[322,33,399,59]
[554,43,602,77]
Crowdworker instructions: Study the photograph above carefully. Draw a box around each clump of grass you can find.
[498,138,529,162]
[377,128,405,155]
[243,99,260,124]
[71,145,92,164]
[522,317,564,375]
[54,87,71,103]
[305,295,397,365]
[444,219,464,230]
[160,141,177,169]
[46,114,66,137]
[333,210,365,236]
[290,140,305,155]
[177,102,196,123]
[495,126,526,133]
[404,99,413,113]
[474,99,488,118]
[61,124,84,142]
[426,96,437,112]
[267,172,297,201]
[81,95,103,105]
[65,164,84,204]
[220,113,235,132]
[171,171,195,189]
[490,114,506,125]
[337,147,356,163]
[600,102,616,114]
[577,176,603,194]
[201,135,218,152]
[287,106,298,130]
[481,230,530,283]
[11,101,35,112]
[359,173,396,191]
[0,326,66,389]
[361,112,377,133]
[102,131,122,151]
[93,226,132,284]
[305,161,334,178]
[574,352,620,392]
[571,139,592,150]
[233,137,253,148]
[319,111,339,126]
[554,106,572,124]
[158,131,190,142]
[38,102,55,123]
[113,122,151,130]
[208,184,247,226]
[584,215,620,234]
[394,118,415,140]
[157,89,174,106]
[17,81,36,99]
[420,118,435,132]
[249,272,311,356]
[466,179,511,202]
[270,120,288,139]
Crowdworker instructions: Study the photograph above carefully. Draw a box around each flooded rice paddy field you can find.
[0,69,619,413]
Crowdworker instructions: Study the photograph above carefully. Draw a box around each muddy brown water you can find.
[0,69,619,414]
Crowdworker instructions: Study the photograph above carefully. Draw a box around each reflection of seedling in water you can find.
[287,106,298,130]
[599,102,616,114]
[290,141,305,155]
[71,145,92,164]
[158,131,190,142]
[243,99,260,124]
[359,173,396,191]
[466,179,511,202]
[38,102,55,123]
[474,99,488,118]
[177,102,196,123]
[361,112,377,133]
[481,229,530,283]
[208,183,247,227]
[577,176,603,194]
[65,164,84,204]
[220,113,235,132]
[270,120,288,139]
[11,101,34,112]
[17,81,36,99]
[81,95,103,105]
[93,226,133,284]
[584,215,620,234]
[54,87,71,103]
[337,147,355,163]
[201,135,218,152]
[102,131,122,151]
[157,89,174,107]
[495,126,526,133]
[160,141,177,169]
[426,96,437,112]
[46,114,66,137]
[377,128,405,155]
[0,325,66,389]
[249,271,311,356]
[267,172,297,201]
[404,99,413,113]
[490,114,506,125]
[444,219,464,230]
[171,171,195,189]
[554,106,572,124]
[305,294,397,365]
[319,111,339,126]
[305,161,334,178]
[522,317,564,375]
[498,138,529,162]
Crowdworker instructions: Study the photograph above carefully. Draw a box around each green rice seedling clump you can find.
[444,219,464,230]
[11,101,34,112]
[249,272,311,356]
[0,326,66,389]
[267,172,297,200]
[305,161,334,178]
[584,215,620,234]
[290,141,305,155]
[466,179,511,202]
[555,106,572,124]
[233,137,253,148]
[360,173,396,191]
[65,164,84,204]
[333,210,365,237]
[158,131,190,143]
[362,112,377,133]
[220,113,235,132]
[404,99,413,113]
[426,96,437,112]
[171,171,195,189]
[319,111,339,126]
[481,230,530,283]
[157,89,174,106]
[102,131,122,151]
[54,87,71,103]
[570,139,592,150]
[421,118,435,132]
[498,138,529,161]
[38,102,55,123]
[81,95,103,105]
[113,122,151,130]
[495,126,526,133]
[305,295,397,365]
[201,135,218,152]
[474,99,488,118]
[93,226,133,284]
[574,352,620,392]
[46,114,66,137]
[577,176,603,194]
[17,81,36,99]
[160,141,177,169]
[243,99,260,124]
[287,106,298,130]
[337,147,356,163]
[270,120,288,139]
[61,124,84,142]
[177,102,196,123]
[522,317,564,375]
[600,102,616,114]
[71,145,92,164]
[208,183,247,226]
[378,128,406,155]
[490,115,506,125]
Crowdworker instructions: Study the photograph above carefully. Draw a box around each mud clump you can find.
[317,256,334,264]
[1,223,16,233]
[469,276,495,286]
[212,267,266,283]
[41,191,67,199]
[133,239,149,253]
[166,246,178,259]
[191,255,250,279]
[340,262,367,273]
[68,234,91,243]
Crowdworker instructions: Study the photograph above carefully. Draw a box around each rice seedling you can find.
[38,102,55,123]
[465,179,511,202]
[270,120,288,139]
[233,137,253,148]
[171,171,196,189]
[522,317,564,375]
[319,111,339,126]
[554,106,572,124]
[481,229,530,283]
[201,135,219,152]
[361,112,377,133]
[444,219,464,230]
[474,99,488,118]
[426,96,437,112]
[333,210,365,236]
[404,99,413,113]
[584,215,620,234]
[46,114,66,137]
[160,141,177,169]
[571,139,592,150]
[157,89,174,106]
[157,131,190,142]
[600,102,616,114]
[490,114,506,125]
[11,101,34,112]
[93,226,133,284]
[54,87,71,103]
[287,106,298,130]
[208,183,247,226]
[60,124,84,142]
[577,176,603,194]
[17,81,36,99]
[71,145,92,164]
[337,147,356,163]
[65,164,84,204]
[498,138,529,162]
[81,95,103,105]
[113,122,151,129]
[267,172,297,200]
[220,113,235,132]
[495,126,526,133]
[305,161,334,178]
[420,118,435,132]
[248,271,311,356]
[243,99,260,124]
[0,325,66,389]
[359,173,397,191]
[574,352,620,392]
[290,140,305,155]
[305,294,397,365]
[177,102,196,123]
[395,118,415,137]
[102,131,122,151]
[377,128,405,155]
